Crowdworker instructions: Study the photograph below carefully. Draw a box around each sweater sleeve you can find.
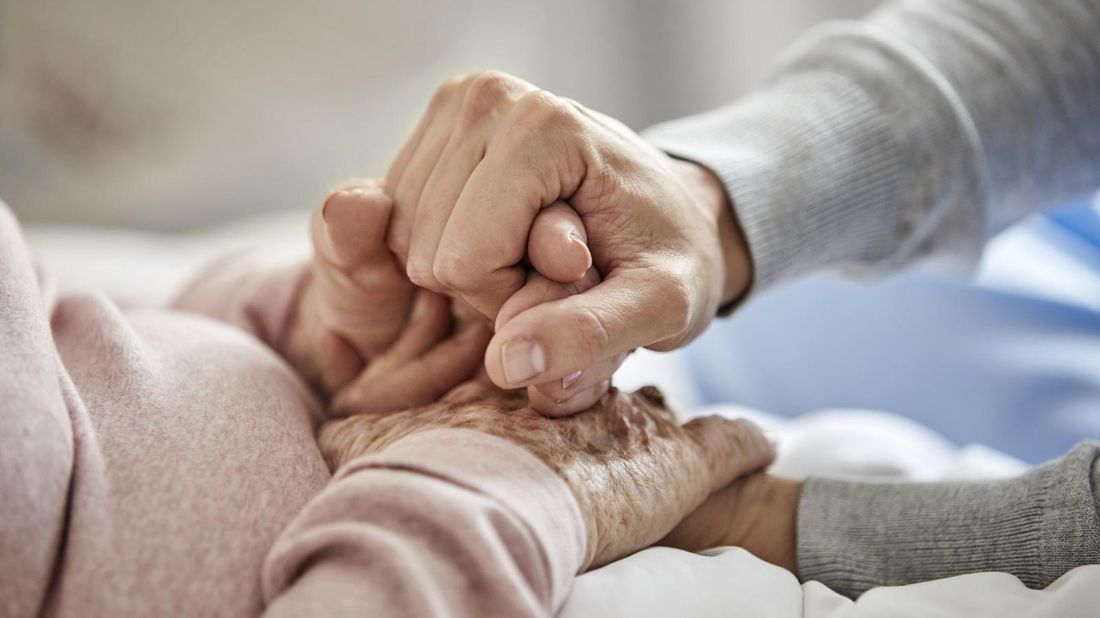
[0,204,73,618]
[644,0,1100,294]
[260,428,587,618]
[797,441,1100,598]
[170,249,308,357]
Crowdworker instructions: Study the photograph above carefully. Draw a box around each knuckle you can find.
[514,90,579,132]
[690,417,730,459]
[657,270,695,339]
[431,253,476,292]
[460,71,518,124]
[387,233,410,264]
[723,418,752,447]
[730,418,769,452]
[429,74,468,109]
[406,257,438,289]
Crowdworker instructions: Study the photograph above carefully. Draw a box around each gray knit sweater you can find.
[644,0,1100,598]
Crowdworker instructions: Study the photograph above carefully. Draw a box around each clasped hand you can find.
[278,177,785,573]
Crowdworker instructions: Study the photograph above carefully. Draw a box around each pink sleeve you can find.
[170,250,308,352]
[261,428,587,618]
[0,206,73,618]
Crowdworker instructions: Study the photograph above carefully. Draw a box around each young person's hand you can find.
[319,383,775,568]
[384,71,752,416]
[660,473,801,574]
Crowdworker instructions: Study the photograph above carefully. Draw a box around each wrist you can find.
[728,474,800,574]
[659,473,800,575]
[669,159,753,310]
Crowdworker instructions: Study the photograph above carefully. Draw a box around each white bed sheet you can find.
[564,405,1100,618]
[26,216,1100,617]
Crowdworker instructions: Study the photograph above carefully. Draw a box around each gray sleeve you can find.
[643,0,1100,294]
[796,441,1100,598]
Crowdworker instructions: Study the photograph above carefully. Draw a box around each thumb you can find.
[484,266,688,388]
[527,202,592,283]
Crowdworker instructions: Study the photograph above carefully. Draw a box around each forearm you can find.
[262,429,586,618]
[645,0,1100,295]
[798,441,1100,598]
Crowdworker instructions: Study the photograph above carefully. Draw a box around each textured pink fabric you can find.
[0,205,585,617]
[263,429,586,618]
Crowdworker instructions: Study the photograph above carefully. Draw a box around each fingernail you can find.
[763,429,779,447]
[321,191,347,223]
[576,243,593,272]
[502,339,546,384]
[323,187,377,222]
[562,370,583,390]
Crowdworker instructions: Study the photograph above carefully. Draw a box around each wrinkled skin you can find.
[319,383,775,569]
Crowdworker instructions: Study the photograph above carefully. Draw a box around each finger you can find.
[320,331,365,394]
[406,74,533,291]
[405,129,485,290]
[331,321,492,417]
[385,76,468,262]
[527,202,591,284]
[485,267,688,388]
[315,182,392,268]
[387,87,472,266]
[526,353,624,417]
[528,378,611,418]
[681,417,776,495]
[385,79,457,190]
[494,268,600,332]
[431,94,588,319]
[368,290,452,372]
[310,186,416,358]
[440,380,494,405]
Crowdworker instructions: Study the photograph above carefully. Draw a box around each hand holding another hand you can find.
[385,71,753,416]
[286,179,491,415]
[286,179,596,417]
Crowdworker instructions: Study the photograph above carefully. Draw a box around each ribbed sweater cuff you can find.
[644,23,986,294]
[796,442,1100,598]
[344,429,588,608]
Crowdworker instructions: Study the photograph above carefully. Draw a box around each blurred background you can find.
[0,0,880,229]
[2,0,1097,464]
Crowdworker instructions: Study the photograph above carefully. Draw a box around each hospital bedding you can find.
[27,212,1100,617]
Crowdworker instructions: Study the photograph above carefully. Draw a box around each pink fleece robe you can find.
[0,204,585,618]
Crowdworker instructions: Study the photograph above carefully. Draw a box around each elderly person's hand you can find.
[285,178,593,416]
[318,384,774,568]
[384,71,752,416]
